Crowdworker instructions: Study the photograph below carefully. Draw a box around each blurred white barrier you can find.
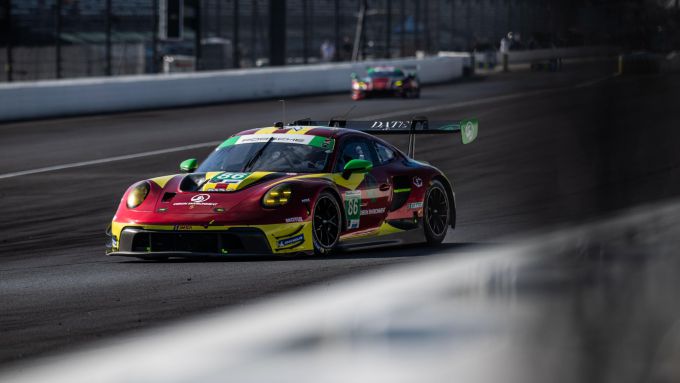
[2,197,680,383]
[440,46,619,70]
[0,56,463,122]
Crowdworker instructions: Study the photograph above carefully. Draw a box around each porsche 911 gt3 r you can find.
[106,117,478,259]
[351,66,420,100]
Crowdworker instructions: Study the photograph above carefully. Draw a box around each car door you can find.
[334,136,390,234]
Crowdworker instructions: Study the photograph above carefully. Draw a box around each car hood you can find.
[149,171,304,215]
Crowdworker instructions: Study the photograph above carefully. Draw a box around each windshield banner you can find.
[220,134,335,151]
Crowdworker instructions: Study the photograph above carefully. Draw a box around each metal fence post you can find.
[334,0,340,61]
[414,0,420,53]
[451,0,455,50]
[507,0,512,34]
[56,0,62,79]
[466,0,472,50]
[4,0,12,82]
[106,0,112,76]
[194,0,201,70]
[302,0,308,64]
[385,0,391,58]
[233,0,240,68]
[424,0,430,53]
[251,0,257,66]
[268,0,286,66]
[152,0,158,73]
[399,0,405,57]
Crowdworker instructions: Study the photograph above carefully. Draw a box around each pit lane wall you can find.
[0,56,463,122]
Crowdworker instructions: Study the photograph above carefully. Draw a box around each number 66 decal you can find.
[344,190,362,229]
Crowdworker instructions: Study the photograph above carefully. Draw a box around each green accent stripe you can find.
[394,188,411,193]
[308,136,335,150]
[218,136,239,149]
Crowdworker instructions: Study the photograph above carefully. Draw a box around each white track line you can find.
[0,73,617,181]
[0,142,221,180]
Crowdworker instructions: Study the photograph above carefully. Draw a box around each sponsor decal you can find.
[174,225,192,230]
[408,201,424,209]
[172,193,218,207]
[360,207,386,216]
[319,137,334,150]
[277,234,305,248]
[370,120,410,130]
[219,134,335,151]
[460,119,478,145]
[344,190,362,229]
[301,198,311,204]
[464,121,474,142]
[285,216,303,223]
[413,177,423,188]
[191,194,210,203]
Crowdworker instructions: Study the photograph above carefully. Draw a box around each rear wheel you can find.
[312,192,341,255]
[424,180,450,244]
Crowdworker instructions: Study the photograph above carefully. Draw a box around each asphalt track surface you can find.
[1,60,679,366]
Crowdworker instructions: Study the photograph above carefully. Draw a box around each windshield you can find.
[198,139,332,173]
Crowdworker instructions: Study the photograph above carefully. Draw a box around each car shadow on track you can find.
[118,242,486,264]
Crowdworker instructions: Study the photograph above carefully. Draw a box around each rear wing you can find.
[292,117,478,158]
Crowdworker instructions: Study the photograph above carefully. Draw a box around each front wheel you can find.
[312,192,341,255]
[424,180,450,245]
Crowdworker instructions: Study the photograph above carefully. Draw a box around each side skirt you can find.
[337,224,424,252]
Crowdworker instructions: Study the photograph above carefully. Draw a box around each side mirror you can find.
[179,158,198,173]
[342,159,372,179]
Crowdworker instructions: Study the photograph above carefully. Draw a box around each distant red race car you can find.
[351,66,420,100]
[106,117,478,259]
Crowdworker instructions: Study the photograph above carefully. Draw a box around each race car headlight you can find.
[394,80,403,87]
[353,81,368,90]
[263,184,292,208]
[126,181,150,209]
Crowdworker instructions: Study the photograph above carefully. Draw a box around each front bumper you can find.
[107,221,314,258]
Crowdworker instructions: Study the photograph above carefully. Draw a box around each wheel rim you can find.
[313,196,340,248]
[426,187,448,237]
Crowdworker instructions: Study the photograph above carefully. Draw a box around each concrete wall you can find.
[0,56,464,122]
[440,46,620,69]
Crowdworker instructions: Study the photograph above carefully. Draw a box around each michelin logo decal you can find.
[277,234,305,248]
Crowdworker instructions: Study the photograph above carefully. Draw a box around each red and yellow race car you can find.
[106,117,478,259]
[351,66,420,100]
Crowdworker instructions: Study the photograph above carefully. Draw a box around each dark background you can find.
[1,0,678,80]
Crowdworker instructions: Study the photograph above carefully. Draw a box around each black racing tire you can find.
[423,180,450,245]
[312,192,342,255]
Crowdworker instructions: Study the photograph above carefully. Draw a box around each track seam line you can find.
[0,73,617,180]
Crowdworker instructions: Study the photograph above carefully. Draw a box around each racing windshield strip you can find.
[218,134,335,151]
